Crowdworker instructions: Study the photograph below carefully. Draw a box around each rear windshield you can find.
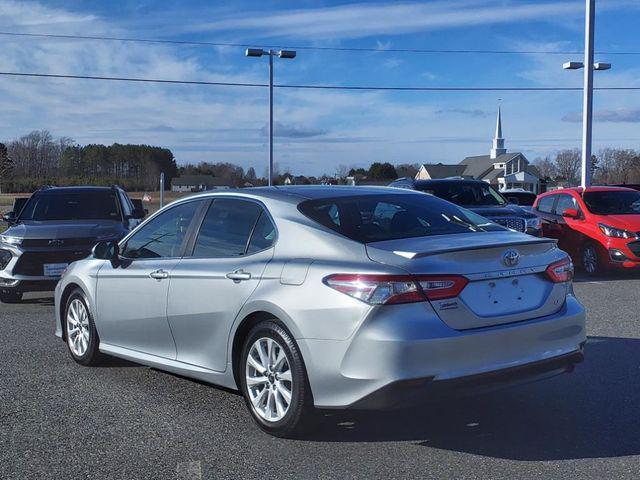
[416,183,506,207]
[583,191,640,215]
[504,192,537,206]
[298,194,506,243]
[19,190,121,221]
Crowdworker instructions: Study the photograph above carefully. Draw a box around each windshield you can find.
[298,194,505,243]
[19,190,121,221]
[583,191,640,215]
[417,183,507,207]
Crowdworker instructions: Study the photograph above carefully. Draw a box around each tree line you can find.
[1,130,639,194]
[534,148,640,186]
[0,130,178,192]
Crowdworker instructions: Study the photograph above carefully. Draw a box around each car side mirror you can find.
[92,241,120,265]
[562,208,581,220]
[2,211,16,225]
[128,208,146,220]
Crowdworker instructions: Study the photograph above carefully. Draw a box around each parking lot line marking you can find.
[176,461,202,480]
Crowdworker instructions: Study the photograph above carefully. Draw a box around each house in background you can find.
[415,163,467,180]
[171,175,231,192]
[415,108,542,193]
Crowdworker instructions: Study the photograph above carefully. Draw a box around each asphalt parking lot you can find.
[2,273,639,480]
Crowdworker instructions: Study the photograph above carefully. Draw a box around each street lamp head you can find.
[278,50,297,59]
[594,62,611,71]
[245,48,265,57]
[563,61,584,70]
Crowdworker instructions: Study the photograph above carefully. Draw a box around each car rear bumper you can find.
[349,348,584,410]
[298,294,586,409]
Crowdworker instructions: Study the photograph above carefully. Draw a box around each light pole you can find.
[563,0,610,188]
[246,48,296,186]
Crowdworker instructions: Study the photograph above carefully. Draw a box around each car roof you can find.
[34,186,117,193]
[184,185,416,203]
[501,189,535,194]
[541,186,637,195]
[414,179,488,186]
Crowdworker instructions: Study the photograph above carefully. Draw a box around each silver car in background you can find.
[55,186,586,437]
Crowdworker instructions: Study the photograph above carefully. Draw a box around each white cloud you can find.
[183,1,632,40]
[1,1,639,176]
[0,0,98,30]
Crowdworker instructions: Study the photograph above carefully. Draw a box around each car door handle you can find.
[226,270,252,282]
[149,269,169,280]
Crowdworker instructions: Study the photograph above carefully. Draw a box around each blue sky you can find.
[1,0,639,176]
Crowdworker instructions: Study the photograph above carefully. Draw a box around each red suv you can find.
[533,186,640,275]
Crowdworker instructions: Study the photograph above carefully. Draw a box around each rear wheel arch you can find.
[231,309,305,391]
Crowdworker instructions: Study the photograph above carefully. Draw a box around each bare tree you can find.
[335,164,350,179]
[595,148,640,185]
[7,130,74,179]
[533,156,558,180]
[0,143,13,194]
[554,149,581,185]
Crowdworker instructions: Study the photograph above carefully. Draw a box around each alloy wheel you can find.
[245,337,293,422]
[67,298,90,357]
[583,246,599,274]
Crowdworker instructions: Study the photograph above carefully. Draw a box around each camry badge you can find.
[48,239,65,246]
[502,249,520,267]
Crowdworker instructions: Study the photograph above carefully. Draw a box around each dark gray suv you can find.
[0,185,145,303]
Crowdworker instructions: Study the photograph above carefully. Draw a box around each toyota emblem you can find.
[502,250,520,267]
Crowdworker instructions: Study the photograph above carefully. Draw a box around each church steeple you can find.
[490,106,506,159]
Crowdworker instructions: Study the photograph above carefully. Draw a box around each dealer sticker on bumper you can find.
[43,263,68,277]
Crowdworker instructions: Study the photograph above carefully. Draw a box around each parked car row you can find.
[534,186,640,275]
[4,179,633,436]
[388,179,640,276]
[52,185,585,437]
[388,178,543,236]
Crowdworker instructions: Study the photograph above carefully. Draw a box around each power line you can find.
[2,70,640,91]
[0,71,267,88]
[0,30,638,56]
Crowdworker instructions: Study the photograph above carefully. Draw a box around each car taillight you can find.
[323,274,468,305]
[546,258,574,283]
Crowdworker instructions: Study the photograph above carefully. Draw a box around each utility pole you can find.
[246,48,296,186]
[563,0,610,188]
[159,172,165,209]
[581,0,595,188]
[269,52,274,187]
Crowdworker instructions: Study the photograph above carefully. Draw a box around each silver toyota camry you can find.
[54,186,586,437]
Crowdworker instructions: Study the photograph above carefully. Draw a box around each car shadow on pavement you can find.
[305,336,640,461]
[18,296,55,306]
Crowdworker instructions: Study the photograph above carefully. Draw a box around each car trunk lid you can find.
[366,231,568,329]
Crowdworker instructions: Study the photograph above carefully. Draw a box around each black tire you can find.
[64,288,103,366]
[239,320,316,438]
[581,243,602,276]
[0,290,23,304]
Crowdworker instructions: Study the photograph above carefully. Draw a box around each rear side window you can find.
[536,195,556,214]
[298,194,505,243]
[247,213,277,254]
[193,199,262,257]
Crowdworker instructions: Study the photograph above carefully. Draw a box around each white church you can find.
[416,108,542,193]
